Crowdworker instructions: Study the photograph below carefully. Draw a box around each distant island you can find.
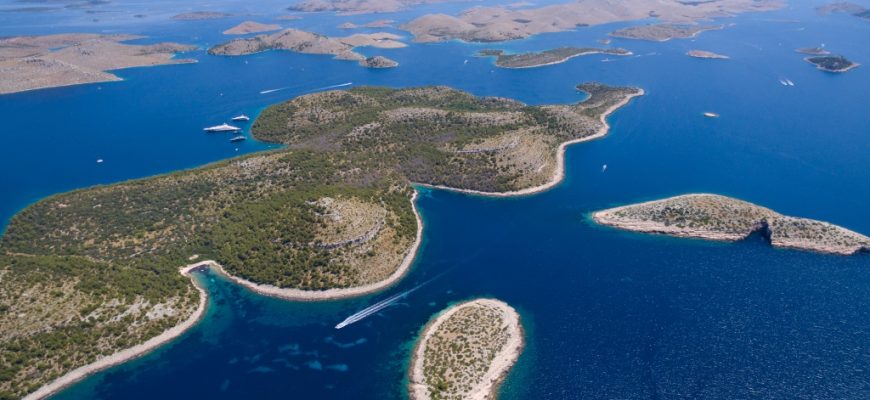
[476,47,632,68]
[409,299,523,400]
[338,19,394,29]
[796,47,831,55]
[288,0,457,14]
[209,28,403,68]
[816,1,870,19]
[223,21,282,35]
[2,83,641,398]
[172,11,231,20]
[687,50,729,59]
[401,0,778,42]
[361,55,398,68]
[610,24,722,41]
[0,34,196,95]
[593,194,870,255]
[804,55,859,72]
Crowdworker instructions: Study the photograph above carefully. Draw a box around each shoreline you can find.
[408,299,524,400]
[24,265,209,400]
[416,88,644,198]
[189,189,423,302]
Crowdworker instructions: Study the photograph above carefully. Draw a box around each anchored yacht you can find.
[204,123,241,133]
[231,115,250,122]
[229,135,246,142]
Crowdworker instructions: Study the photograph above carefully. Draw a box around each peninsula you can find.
[409,299,523,400]
[0,34,196,95]
[2,82,641,398]
[223,21,282,35]
[804,55,859,72]
[476,47,632,68]
[816,2,870,20]
[592,194,870,255]
[687,50,729,59]
[610,24,722,42]
[208,28,403,68]
[401,0,779,43]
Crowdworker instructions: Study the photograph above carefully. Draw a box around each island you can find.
[288,0,457,14]
[476,47,632,68]
[361,55,398,68]
[208,28,403,68]
[804,55,860,72]
[592,194,870,255]
[409,299,523,400]
[796,47,831,55]
[0,34,196,95]
[687,50,729,59]
[1,82,641,398]
[610,24,722,41]
[338,19,395,29]
[401,0,779,43]
[223,21,282,35]
[816,2,870,19]
[172,11,231,20]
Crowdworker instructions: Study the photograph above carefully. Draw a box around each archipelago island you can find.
[209,28,403,68]
[804,55,859,72]
[687,50,729,59]
[593,194,870,255]
[0,83,641,398]
[476,47,632,68]
[0,34,196,95]
[409,299,523,400]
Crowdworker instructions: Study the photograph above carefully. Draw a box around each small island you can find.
[592,194,870,255]
[223,21,282,35]
[409,299,523,400]
[0,34,196,95]
[338,19,394,29]
[804,55,859,72]
[610,24,722,41]
[816,1,870,19]
[208,28,403,68]
[687,50,729,59]
[796,47,831,55]
[360,55,398,68]
[288,0,450,14]
[476,47,632,68]
[172,11,231,20]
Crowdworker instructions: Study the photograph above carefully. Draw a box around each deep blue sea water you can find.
[2,1,869,398]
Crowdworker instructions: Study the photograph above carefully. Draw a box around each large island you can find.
[409,299,523,400]
[0,82,641,398]
[593,194,870,255]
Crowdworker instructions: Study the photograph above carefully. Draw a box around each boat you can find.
[231,115,250,122]
[703,112,720,118]
[601,164,607,172]
[785,79,795,86]
[229,135,246,142]
[203,123,241,133]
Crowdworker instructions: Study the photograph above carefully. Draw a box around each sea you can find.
[1,0,869,398]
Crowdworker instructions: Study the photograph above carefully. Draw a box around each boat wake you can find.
[335,272,446,329]
[260,82,353,95]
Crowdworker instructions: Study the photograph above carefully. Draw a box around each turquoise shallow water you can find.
[2,2,869,399]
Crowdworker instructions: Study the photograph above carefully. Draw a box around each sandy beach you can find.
[24,266,209,400]
[416,88,644,197]
[190,190,423,301]
[408,299,524,400]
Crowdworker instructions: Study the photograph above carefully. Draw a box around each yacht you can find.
[204,123,241,133]
[229,135,247,142]
[703,112,720,118]
[231,115,250,122]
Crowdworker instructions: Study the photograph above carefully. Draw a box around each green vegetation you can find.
[805,55,859,72]
[0,83,638,396]
[476,47,631,68]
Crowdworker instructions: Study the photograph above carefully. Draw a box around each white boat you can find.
[779,79,788,86]
[703,112,720,118]
[231,115,250,122]
[229,135,246,142]
[785,79,795,86]
[204,123,241,133]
